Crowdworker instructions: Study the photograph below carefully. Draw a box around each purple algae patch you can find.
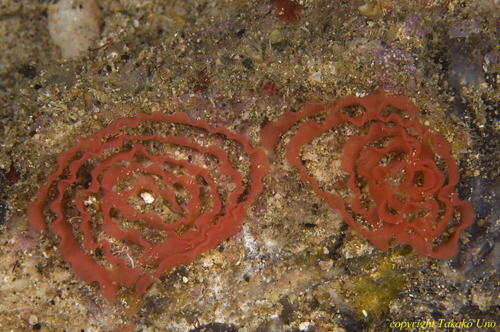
[449,19,480,39]
[404,16,427,38]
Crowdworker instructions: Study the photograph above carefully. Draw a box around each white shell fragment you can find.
[140,192,155,204]
[48,0,100,59]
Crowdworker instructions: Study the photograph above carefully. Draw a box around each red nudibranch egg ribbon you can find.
[27,112,269,301]
[261,91,474,259]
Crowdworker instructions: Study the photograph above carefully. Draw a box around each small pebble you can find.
[299,321,310,331]
[331,43,343,54]
[319,260,333,271]
[28,315,38,325]
[173,2,188,16]
[140,192,155,204]
[270,29,283,44]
